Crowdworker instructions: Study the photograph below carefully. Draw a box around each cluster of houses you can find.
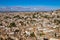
[0,10,60,40]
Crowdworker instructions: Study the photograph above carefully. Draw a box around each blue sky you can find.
[0,0,60,9]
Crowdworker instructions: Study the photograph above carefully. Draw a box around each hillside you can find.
[0,10,60,40]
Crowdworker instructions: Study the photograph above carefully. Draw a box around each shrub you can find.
[9,22,16,27]
[0,23,3,26]
[0,37,3,40]
[30,32,35,37]
[7,37,14,40]
[57,15,60,18]
[40,32,45,36]
[33,14,37,18]
[13,15,21,19]
[54,19,60,25]
[4,16,11,19]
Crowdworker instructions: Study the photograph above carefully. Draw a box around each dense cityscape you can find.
[0,10,60,40]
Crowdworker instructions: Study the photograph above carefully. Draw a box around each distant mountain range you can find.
[0,6,58,12]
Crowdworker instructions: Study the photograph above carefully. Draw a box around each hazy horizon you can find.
[0,0,60,11]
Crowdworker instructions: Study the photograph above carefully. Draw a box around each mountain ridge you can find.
[0,6,55,12]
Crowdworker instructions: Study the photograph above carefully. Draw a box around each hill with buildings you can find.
[0,10,60,40]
